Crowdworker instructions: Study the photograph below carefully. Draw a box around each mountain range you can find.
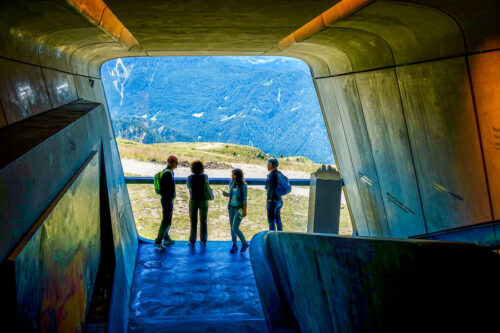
[101,56,334,164]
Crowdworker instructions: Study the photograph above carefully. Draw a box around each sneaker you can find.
[164,239,175,246]
[199,241,207,246]
[154,243,166,250]
[240,242,249,253]
[229,243,238,253]
[188,242,195,247]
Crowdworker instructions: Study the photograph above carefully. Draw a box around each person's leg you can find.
[275,201,283,231]
[232,211,246,243]
[228,207,237,243]
[155,198,173,244]
[189,200,198,245]
[199,201,208,244]
[267,201,276,231]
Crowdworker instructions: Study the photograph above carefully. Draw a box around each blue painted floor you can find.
[128,241,266,332]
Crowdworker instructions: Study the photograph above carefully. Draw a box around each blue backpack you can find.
[275,171,292,196]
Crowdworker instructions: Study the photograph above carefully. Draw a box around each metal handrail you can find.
[125,177,311,186]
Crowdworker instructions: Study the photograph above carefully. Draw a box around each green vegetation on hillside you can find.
[117,139,324,173]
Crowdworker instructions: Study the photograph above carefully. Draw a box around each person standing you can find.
[223,168,249,253]
[154,155,178,249]
[265,158,283,231]
[187,160,211,247]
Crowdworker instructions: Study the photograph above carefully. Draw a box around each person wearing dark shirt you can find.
[154,155,178,249]
[186,160,210,247]
[265,158,283,231]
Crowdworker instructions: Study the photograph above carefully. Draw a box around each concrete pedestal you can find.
[307,165,342,234]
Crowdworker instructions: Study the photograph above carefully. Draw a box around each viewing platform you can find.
[128,241,266,332]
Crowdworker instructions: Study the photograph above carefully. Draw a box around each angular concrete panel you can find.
[330,75,390,237]
[282,43,353,77]
[306,27,394,72]
[38,28,116,73]
[333,1,465,65]
[42,68,78,109]
[468,51,500,219]
[407,0,500,52]
[252,232,500,332]
[74,75,96,101]
[316,78,369,235]
[91,79,109,112]
[3,152,100,332]
[0,58,51,124]
[355,69,426,237]
[397,57,491,232]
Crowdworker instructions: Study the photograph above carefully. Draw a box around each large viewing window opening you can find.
[101,56,352,240]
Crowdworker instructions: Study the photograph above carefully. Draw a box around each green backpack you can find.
[154,168,171,195]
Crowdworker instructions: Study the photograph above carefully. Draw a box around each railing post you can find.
[307,165,342,234]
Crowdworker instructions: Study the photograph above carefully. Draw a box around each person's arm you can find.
[186,175,192,193]
[222,181,231,197]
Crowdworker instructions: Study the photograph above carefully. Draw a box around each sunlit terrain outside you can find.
[102,57,351,240]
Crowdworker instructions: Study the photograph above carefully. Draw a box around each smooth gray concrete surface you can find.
[332,75,390,236]
[252,232,500,332]
[0,100,137,332]
[128,241,266,332]
[355,68,426,237]
[307,27,394,72]
[0,58,51,124]
[249,232,298,333]
[331,1,465,65]
[0,152,101,332]
[397,57,491,231]
[315,78,369,236]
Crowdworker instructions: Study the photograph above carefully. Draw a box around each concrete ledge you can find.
[249,232,298,333]
[251,232,500,332]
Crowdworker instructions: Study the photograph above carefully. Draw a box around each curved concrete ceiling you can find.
[1,0,499,240]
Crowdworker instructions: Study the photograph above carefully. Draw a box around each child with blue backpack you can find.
[265,158,291,231]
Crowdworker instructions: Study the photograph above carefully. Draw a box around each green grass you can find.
[117,139,323,174]
[128,183,353,241]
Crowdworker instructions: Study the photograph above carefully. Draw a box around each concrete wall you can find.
[0,102,137,331]
[251,231,500,332]
[0,1,142,330]
[279,0,500,240]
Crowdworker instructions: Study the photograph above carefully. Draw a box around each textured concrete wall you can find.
[0,2,140,330]
[251,231,500,332]
[0,102,138,332]
[281,0,500,240]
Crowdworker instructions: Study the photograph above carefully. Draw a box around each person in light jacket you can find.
[223,168,249,253]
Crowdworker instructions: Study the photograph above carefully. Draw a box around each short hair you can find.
[268,158,279,168]
[167,155,178,164]
[191,160,204,175]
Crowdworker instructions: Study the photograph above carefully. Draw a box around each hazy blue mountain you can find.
[101,56,334,164]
